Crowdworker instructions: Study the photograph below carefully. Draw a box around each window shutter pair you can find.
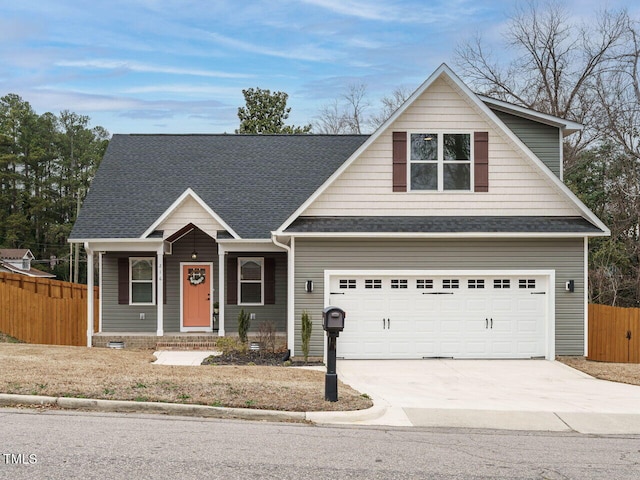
[226,257,276,305]
[392,131,489,192]
[117,257,166,304]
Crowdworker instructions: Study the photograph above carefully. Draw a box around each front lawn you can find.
[0,344,372,412]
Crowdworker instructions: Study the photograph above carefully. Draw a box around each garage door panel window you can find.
[443,279,460,289]
[391,279,408,289]
[339,279,356,289]
[365,279,382,289]
[519,279,536,289]
[493,279,510,289]
[468,279,485,289]
[416,279,434,289]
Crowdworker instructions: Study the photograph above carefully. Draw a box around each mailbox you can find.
[322,306,346,333]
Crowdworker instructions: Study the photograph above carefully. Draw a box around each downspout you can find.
[271,233,294,356]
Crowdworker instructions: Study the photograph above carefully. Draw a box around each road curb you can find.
[0,393,383,424]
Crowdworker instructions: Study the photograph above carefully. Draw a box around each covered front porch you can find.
[84,224,289,348]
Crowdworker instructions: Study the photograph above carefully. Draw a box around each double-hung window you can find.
[238,257,264,305]
[130,257,155,305]
[410,132,471,191]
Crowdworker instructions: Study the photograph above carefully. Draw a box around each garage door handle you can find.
[490,318,493,329]
[383,318,386,329]
[486,318,488,329]
[423,292,454,295]
[531,292,546,295]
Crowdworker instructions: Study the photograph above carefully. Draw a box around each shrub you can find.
[238,309,250,344]
[258,320,276,353]
[301,310,312,363]
[215,336,247,355]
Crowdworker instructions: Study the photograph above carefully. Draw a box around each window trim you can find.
[238,257,264,306]
[129,257,156,306]
[408,130,474,192]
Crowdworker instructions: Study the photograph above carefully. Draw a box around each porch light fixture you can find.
[191,230,198,260]
[305,280,313,293]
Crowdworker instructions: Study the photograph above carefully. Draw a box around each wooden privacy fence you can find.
[588,304,640,363]
[0,272,98,346]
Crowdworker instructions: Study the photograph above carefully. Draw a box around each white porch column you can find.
[85,244,94,348]
[98,252,103,333]
[218,247,225,336]
[156,248,164,336]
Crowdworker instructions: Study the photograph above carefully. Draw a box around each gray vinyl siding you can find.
[225,253,287,334]
[102,252,158,332]
[492,109,562,178]
[293,238,585,357]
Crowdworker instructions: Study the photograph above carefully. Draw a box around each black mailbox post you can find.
[322,306,345,402]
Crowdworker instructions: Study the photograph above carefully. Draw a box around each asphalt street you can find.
[1,408,639,479]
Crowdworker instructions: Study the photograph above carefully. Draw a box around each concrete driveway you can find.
[332,359,640,434]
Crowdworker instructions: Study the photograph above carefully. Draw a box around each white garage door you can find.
[327,273,549,359]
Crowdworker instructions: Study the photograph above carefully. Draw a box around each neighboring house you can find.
[0,249,56,278]
[69,64,609,360]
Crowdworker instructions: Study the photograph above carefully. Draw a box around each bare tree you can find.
[368,86,412,130]
[455,0,628,156]
[314,99,349,134]
[315,84,413,134]
[314,84,370,134]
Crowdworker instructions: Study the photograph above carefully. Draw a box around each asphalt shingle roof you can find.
[285,216,603,234]
[70,134,369,239]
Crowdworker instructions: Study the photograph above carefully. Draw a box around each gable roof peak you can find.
[141,187,240,240]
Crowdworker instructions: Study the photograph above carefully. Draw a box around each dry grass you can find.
[558,356,640,386]
[0,344,372,412]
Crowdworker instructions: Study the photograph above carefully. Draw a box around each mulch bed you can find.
[202,350,323,367]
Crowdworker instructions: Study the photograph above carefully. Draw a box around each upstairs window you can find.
[410,133,471,191]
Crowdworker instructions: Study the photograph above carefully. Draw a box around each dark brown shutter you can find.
[227,257,237,305]
[474,132,489,192]
[264,257,276,305]
[392,131,407,192]
[118,257,129,304]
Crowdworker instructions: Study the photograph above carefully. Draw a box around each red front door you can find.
[182,264,211,328]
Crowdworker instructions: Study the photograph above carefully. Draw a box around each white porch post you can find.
[156,248,164,336]
[85,244,94,348]
[98,252,103,333]
[218,246,225,336]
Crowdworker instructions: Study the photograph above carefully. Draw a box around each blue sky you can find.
[1,0,637,134]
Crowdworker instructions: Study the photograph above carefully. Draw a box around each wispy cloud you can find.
[299,0,483,24]
[299,0,401,21]
[55,59,252,79]
[206,31,336,63]
[121,84,241,97]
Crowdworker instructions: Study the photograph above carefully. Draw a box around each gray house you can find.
[70,64,609,359]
